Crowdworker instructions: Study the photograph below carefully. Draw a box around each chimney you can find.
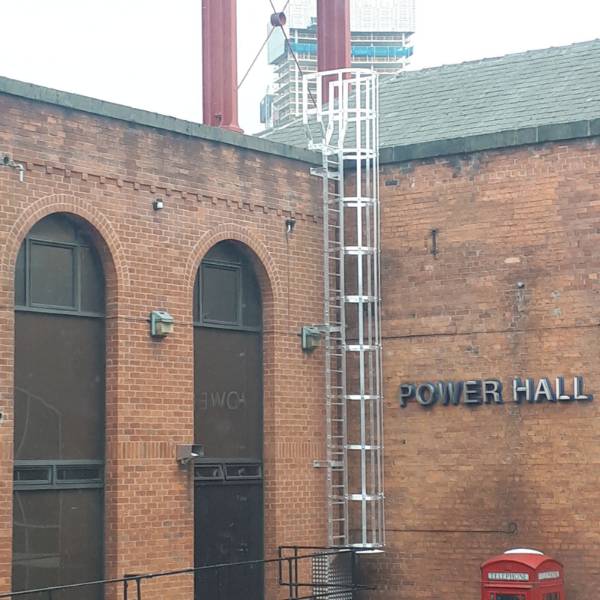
[202,0,242,133]
[316,0,351,103]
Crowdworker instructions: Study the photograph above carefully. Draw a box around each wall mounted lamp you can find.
[1,153,25,183]
[150,310,174,337]
[285,217,296,235]
[176,443,204,465]
[153,198,164,210]
[300,325,322,352]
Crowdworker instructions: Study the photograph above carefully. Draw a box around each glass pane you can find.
[13,489,103,599]
[14,312,105,461]
[14,467,51,484]
[29,214,77,243]
[201,264,240,325]
[15,243,26,306]
[193,271,201,322]
[80,246,105,314]
[242,266,261,328]
[195,329,262,459]
[56,466,102,482]
[29,242,75,308]
[205,241,242,264]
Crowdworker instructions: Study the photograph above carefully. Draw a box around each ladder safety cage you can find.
[303,69,385,550]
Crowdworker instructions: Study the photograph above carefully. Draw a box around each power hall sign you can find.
[399,376,592,408]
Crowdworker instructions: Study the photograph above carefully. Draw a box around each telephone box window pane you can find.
[15,244,26,307]
[12,489,102,599]
[202,264,240,325]
[80,246,105,314]
[30,243,75,308]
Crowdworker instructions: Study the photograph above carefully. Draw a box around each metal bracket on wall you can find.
[1,153,25,182]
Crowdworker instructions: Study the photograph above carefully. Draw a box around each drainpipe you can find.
[202,0,242,133]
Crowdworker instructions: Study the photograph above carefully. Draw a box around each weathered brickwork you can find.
[3,85,600,600]
[370,139,600,600]
[0,92,327,598]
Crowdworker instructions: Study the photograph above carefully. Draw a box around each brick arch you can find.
[0,194,129,312]
[186,226,284,558]
[185,223,283,323]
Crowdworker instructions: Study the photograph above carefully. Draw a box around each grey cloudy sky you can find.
[1,0,599,133]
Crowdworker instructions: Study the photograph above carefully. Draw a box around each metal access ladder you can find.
[304,69,385,550]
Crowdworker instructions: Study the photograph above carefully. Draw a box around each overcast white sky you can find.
[1,0,599,133]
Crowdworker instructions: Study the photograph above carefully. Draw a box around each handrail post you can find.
[351,549,357,598]
[216,567,221,600]
[294,547,299,599]
[287,558,293,600]
[278,547,283,586]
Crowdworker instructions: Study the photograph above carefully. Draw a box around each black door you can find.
[194,480,263,599]
[13,214,105,599]
[193,242,263,600]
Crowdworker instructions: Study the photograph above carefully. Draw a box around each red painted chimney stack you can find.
[202,0,242,133]
[317,0,351,103]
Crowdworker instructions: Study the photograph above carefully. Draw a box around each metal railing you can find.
[1,547,370,600]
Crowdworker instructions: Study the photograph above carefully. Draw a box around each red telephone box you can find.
[481,549,565,600]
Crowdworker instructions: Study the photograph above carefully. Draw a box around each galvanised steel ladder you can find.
[304,69,384,550]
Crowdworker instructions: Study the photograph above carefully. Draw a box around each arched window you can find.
[13,214,105,598]
[193,241,264,600]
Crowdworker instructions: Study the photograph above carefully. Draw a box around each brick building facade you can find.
[264,40,600,599]
[367,137,600,600]
[2,39,600,600]
[0,78,328,599]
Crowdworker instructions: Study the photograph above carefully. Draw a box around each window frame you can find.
[13,460,104,491]
[15,226,105,318]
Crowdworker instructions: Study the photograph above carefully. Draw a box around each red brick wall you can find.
[371,139,600,600]
[4,90,599,600]
[0,93,328,598]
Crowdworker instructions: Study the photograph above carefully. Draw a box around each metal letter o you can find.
[416,383,437,406]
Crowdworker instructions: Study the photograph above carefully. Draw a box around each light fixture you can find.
[176,444,204,465]
[285,217,296,234]
[300,325,321,351]
[150,310,174,337]
[1,153,25,182]
[153,198,164,210]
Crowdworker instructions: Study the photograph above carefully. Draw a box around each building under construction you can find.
[0,1,600,599]
[261,0,415,127]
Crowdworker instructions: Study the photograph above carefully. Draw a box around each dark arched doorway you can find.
[12,214,105,598]
[193,241,263,600]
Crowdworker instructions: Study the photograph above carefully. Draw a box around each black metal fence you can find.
[0,546,371,600]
